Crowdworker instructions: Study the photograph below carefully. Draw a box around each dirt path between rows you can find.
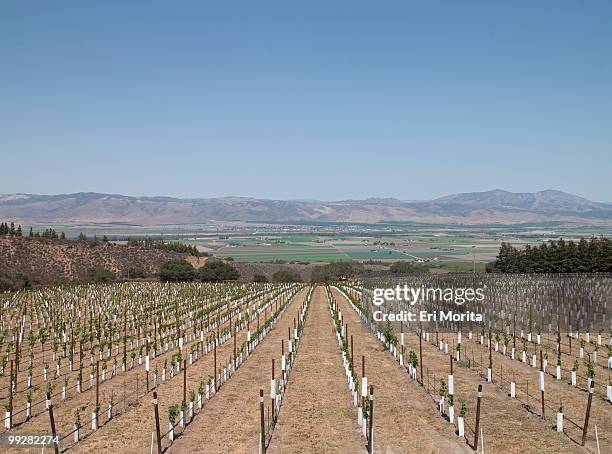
[330,287,472,454]
[167,287,310,454]
[266,286,366,454]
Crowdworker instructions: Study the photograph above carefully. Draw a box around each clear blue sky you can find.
[1,1,611,202]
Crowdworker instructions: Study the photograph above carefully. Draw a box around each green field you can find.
[213,243,349,263]
[343,250,413,260]
[42,221,610,267]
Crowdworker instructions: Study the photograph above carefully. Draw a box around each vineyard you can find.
[0,275,610,453]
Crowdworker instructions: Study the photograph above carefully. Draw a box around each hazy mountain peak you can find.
[0,189,609,226]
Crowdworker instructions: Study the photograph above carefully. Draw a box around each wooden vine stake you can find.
[581,380,594,446]
[47,392,60,454]
[153,391,162,454]
[419,330,424,385]
[183,359,187,408]
[473,384,483,451]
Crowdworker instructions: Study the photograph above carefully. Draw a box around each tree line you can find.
[0,221,22,236]
[0,221,68,239]
[127,238,204,256]
[489,237,611,273]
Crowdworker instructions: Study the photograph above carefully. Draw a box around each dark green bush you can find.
[0,272,32,292]
[86,268,116,283]
[198,260,240,282]
[123,266,147,279]
[159,260,196,282]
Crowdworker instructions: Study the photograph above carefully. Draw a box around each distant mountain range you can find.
[0,190,611,226]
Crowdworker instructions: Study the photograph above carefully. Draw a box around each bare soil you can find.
[55,291,291,453]
[335,288,589,454]
[451,333,611,453]
[266,287,366,454]
[167,287,311,453]
[4,292,265,449]
[330,287,472,454]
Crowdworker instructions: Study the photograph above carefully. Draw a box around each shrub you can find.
[198,260,240,282]
[253,274,269,283]
[86,268,116,283]
[0,272,32,292]
[389,261,427,274]
[312,261,363,282]
[159,260,196,282]
[123,266,146,279]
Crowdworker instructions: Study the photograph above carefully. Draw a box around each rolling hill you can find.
[0,190,610,226]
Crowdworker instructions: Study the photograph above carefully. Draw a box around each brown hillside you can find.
[0,237,317,286]
[1,190,611,226]
[0,237,185,284]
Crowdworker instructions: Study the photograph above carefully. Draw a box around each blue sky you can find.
[1,1,611,201]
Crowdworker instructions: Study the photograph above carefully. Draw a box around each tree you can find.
[389,261,427,274]
[123,266,146,279]
[253,274,269,283]
[490,237,611,273]
[198,260,240,282]
[159,260,196,282]
[128,238,202,256]
[29,227,33,238]
[312,261,363,282]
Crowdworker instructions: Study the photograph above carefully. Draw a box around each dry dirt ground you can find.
[166,287,312,454]
[451,333,611,453]
[330,287,472,454]
[68,290,301,454]
[5,292,267,451]
[266,286,366,454]
[7,291,288,454]
[331,287,589,454]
